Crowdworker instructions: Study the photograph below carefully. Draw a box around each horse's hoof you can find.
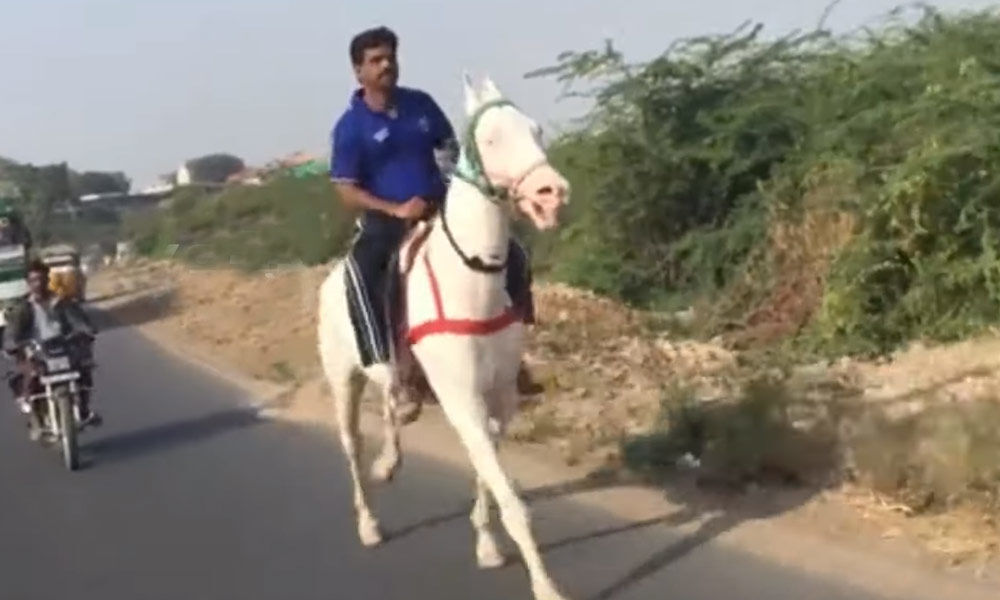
[476,535,506,569]
[371,458,400,483]
[358,519,383,547]
[477,550,506,570]
[532,582,570,600]
[395,400,422,425]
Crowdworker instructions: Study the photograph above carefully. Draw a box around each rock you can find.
[673,307,696,328]
[676,452,701,470]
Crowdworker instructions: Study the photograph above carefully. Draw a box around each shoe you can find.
[79,410,103,428]
[26,409,45,441]
[16,397,31,415]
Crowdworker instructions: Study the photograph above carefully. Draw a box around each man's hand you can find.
[393,197,429,221]
[334,183,430,221]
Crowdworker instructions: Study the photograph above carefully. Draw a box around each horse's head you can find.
[457,74,569,231]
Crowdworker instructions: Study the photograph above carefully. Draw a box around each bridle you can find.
[440,99,549,274]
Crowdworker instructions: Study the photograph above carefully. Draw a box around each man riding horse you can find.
[330,26,539,402]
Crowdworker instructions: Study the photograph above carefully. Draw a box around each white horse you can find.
[317,74,571,600]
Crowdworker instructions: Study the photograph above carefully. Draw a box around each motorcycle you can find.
[17,333,95,471]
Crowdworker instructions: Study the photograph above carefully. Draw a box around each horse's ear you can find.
[462,71,480,114]
[480,76,502,101]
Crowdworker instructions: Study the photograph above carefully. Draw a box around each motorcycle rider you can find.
[4,259,100,439]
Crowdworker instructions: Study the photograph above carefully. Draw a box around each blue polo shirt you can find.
[330,86,454,236]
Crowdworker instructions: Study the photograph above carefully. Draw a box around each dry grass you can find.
[508,282,740,463]
[723,168,859,349]
[844,399,1000,512]
[745,209,855,337]
[93,260,326,384]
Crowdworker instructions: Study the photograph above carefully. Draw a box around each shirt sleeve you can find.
[329,116,362,183]
[424,94,456,149]
[421,94,458,182]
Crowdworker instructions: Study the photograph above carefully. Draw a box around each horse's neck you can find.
[423,181,510,315]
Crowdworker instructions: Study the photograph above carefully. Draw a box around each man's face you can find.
[355,44,398,91]
[27,270,48,297]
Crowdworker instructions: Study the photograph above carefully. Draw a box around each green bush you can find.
[126,175,355,271]
[624,374,1000,511]
[529,5,1000,354]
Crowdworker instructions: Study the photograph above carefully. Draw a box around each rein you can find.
[439,205,506,273]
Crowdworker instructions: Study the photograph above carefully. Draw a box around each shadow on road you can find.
[538,510,695,555]
[583,494,804,600]
[86,407,263,465]
[88,286,177,333]
[381,459,826,600]
[384,470,633,542]
[85,290,133,304]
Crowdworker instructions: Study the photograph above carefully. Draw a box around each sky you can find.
[1,0,997,188]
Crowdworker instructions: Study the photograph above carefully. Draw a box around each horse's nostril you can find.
[537,186,553,196]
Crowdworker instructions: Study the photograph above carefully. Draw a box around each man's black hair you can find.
[350,26,398,66]
[27,258,49,277]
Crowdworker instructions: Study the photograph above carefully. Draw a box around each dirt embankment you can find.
[89,259,1000,577]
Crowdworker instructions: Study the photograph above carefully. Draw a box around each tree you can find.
[5,161,71,244]
[72,171,131,197]
[185,153,245,184]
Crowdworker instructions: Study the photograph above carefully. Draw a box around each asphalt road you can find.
[0,323,890,600]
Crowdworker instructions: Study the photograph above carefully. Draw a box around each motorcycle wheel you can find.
[56,389,79,471]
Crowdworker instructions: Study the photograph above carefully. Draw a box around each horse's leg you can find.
[471,448,506,570]
[318,264,382,546]
[371,367,402,483]
[437,389,567,600]
[471,384,527,569]
[472,471,505,569]
[332,369,383,546]
[472,413,505,569]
